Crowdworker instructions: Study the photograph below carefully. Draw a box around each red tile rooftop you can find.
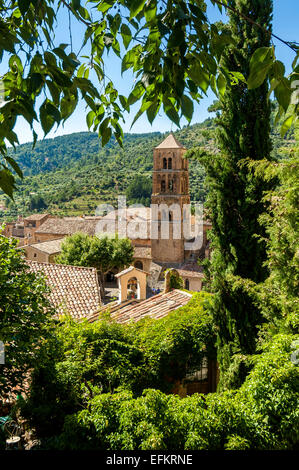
[87,289,192,324]
[27,260,102,320]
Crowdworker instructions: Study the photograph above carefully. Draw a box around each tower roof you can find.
[155,133,186,150]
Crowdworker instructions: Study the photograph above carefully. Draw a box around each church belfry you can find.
[151,133,190,264]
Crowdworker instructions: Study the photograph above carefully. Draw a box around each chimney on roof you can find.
[164,269,172,293]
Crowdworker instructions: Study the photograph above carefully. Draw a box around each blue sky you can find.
[5,0,299,144]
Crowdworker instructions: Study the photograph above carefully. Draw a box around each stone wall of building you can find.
[24,246,50,263]
[33,232,65,243]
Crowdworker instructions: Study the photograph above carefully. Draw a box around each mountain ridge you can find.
[1,113,295,221]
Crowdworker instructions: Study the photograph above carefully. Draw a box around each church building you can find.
[131,132,210,292]
[151,133,190,265]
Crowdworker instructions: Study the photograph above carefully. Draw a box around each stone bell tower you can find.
[151,133,190,264]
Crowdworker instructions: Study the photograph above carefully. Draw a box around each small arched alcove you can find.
[134,260,143,270]
[127,277,139,300]
[115,266,149,303]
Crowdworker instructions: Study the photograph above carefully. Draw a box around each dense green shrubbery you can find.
[20,283,299,450]
[0,234,52,401]
[49,334,298,450]
[21,293,215,440]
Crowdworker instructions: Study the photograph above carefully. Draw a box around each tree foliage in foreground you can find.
[0,0,238,197]
[20,292,215,439]
[56,233,134,297]
[2,0,298,198]
[25,334,299,450]
[189,0,274,389]
[0,233,52,400]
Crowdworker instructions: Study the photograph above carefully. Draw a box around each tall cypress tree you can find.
[203,0,274,389]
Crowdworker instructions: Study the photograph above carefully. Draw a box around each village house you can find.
[24,213,52,243]
[2,217,25,246]
[32,216,101,243]
[97,134,211,291]
[23,238,63,263]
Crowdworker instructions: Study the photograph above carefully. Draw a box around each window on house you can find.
[185,357,209,382]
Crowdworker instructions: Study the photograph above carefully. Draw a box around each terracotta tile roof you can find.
[155,133,186,150]
[133,247,152,259]
[115,265,150,278]
[27,261,102,320]
[88,289,192,324]
[101,207,151,222]
[97,207,152,239]
[24,213,50,221]
[177,262,204,279]
[35,217,99,236]
[26,238,64,255]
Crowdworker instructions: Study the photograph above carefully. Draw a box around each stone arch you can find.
[134,260,143,270]
[127,276,139,300]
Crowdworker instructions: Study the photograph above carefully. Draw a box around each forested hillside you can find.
[0,109,295,221]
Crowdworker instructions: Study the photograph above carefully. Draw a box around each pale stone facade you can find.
[23,239,63,263]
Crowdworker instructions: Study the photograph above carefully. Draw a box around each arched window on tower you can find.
[168,158,172,169]
[168,179,173,191]
[161,179,166,192]
[163,157,167,169]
